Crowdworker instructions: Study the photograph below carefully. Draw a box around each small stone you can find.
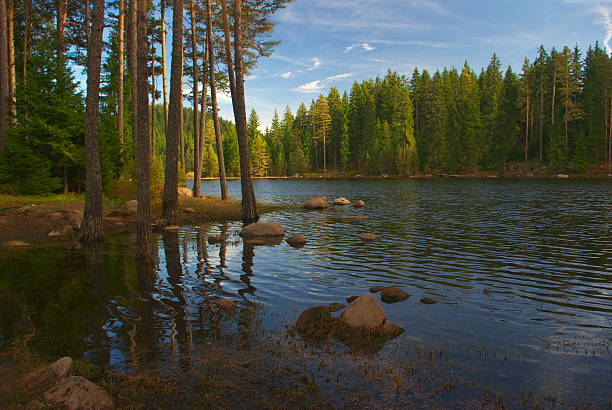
[66,211,83,231]
[377,320,404,337]
[353,200,366,208]
[48,225,73,238]
[183,207,195,214]
[2,240,30,247]
[286,234,306,246]
[359,233,378,241]
[345,296,359,303]
[557,174,569,178]
[44,376,114,410]
[420,298,438,305]
[380,287,410,304]
[333,197,351,206]
[369,286,384,293]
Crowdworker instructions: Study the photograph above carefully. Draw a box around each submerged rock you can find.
[239,222,285,238]
[340,294,385,329]
[294,306,337,341]
[345,295,359,303]
[380,287,410,304]
[359,233,378,241]
[216,298,237,312]
[286,234,306,247]
[353,200,366,208]
[369,286,384,293]
[420,298,438,305]
[303,196,328,210]
[333,197,351,206]
[44,376,113,410]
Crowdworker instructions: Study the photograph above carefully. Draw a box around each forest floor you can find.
[0,194,281,247]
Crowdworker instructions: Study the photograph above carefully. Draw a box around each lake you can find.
[1,178,611,407]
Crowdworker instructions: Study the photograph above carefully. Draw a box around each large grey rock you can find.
[333,197,351,206]
[123,200,138,214]
[303,196,328,210]
[44,376,114,410]
[340,294,386,329]
[239,222,285,238]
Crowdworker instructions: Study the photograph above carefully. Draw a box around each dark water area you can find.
[1,178,611,407]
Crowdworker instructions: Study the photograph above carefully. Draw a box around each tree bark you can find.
[7,0,15,123]
[136,0,152,259]
[57,0,68,51]
[161,0,168,128]
[149,34,156,156]
[193,28,208,198]
[129,0,138,151]
[0,0,8,148]
[117,0,125,148]
[190,0,200,197]
[162,0,184,225]
[220,0,236,104]
[81,0,106,243]
[207,0,228,200]
[227,0,258,221]
[22,0,31,87]
[85,0,91,46]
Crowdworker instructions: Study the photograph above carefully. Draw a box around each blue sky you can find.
[216,0,610,129]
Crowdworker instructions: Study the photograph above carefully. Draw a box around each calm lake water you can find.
[1,178,611,407]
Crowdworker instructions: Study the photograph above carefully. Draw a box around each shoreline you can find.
[190,172,612,180]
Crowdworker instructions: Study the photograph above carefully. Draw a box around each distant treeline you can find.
[248,43,611,176]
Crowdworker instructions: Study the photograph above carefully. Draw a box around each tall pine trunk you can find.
[162,0,184,225]
[190,0,200,198]
[81,0,106,243]
[22,0,31,88]
[0,0,8,149]
[129,0,138,151]
[161,0,168,128]
[206,0,228,200]
[117,0,125,149]
[7,0,14,123]
[193,32,208,198]
[225,0,258,221]
[136,0,152,259]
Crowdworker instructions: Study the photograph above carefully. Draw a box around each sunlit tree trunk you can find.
[161,0,168,128]
[129,0,138,151]
[224,0,258,221]
[190,0,200,197]
[7,0,15,123]
[136,0,152,259]
[162,0,184,225]
[117,0,125,149]
[207,0,228,200]
[0,0,8,149]
[21,0,31,89]
[193,33,208,198]
[81,0,105,243]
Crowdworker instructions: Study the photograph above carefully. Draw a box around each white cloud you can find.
[307,57,322,71]
[281,71,294,79]
[294,80,324,93]
[565,0,612,53]
[345,43,376,53]
[326,73,353,81]
[293,73,353,94]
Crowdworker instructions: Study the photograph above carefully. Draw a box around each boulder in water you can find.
[303,196,328,210]
[239,222,285,238]
[333,197,351,206]
[359,233,378,241]
[339,294,386,329]
[380,287,410,304]
[286,234,306,247]
[353,200,366,208]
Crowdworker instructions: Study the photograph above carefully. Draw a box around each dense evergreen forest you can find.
[251,45,611,176]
